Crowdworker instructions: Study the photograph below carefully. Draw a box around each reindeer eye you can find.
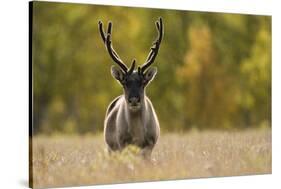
[120,79,126,86]
[121,76,128,83]
[142,79,147,85]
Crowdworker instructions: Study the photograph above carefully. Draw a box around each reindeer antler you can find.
[140,17,164,74]
[98,21,128,73]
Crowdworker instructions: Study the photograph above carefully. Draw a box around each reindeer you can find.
[98,18,163,158]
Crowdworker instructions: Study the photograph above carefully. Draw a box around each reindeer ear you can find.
[111,66,125,82]
[144,67,157,83]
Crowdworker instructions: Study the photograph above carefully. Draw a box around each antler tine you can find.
[128,59,136,75]
[158,17,163,43]
[98,21,106,43]
[140,17,164,73]
[98,20,128,73]
[105,22,122,61]
[107,21,112,34]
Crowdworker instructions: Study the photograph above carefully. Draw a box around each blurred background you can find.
[32,2,271,135]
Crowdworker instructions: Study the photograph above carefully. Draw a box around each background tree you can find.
[32,2,271,134]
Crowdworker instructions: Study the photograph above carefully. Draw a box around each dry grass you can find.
[31,128,271,188]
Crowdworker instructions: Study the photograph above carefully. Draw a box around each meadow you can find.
[31,128,271,188]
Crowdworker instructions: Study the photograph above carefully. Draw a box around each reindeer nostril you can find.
[129,97,140,104]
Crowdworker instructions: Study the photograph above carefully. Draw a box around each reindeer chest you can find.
[128,117,146,144]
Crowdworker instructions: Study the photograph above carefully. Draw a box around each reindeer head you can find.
[98,18,164,111]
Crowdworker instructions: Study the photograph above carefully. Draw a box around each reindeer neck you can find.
[125,102,146,136]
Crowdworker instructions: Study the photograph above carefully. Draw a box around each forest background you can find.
[32,2,271,135]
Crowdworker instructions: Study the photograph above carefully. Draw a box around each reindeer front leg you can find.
[140,146,153,159]
[140,135,157,160]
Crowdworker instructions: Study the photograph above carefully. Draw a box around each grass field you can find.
[31,128,271,188]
